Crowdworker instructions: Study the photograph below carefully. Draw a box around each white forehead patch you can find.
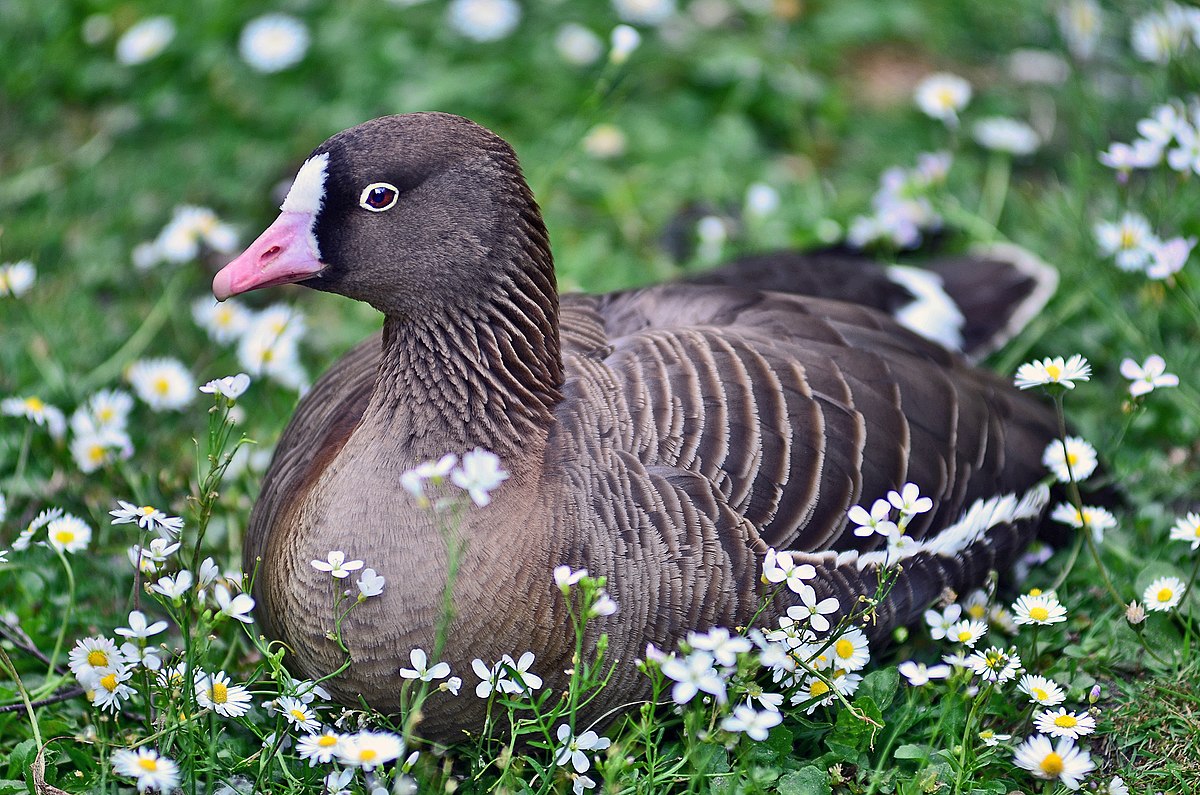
[280,153,330,215]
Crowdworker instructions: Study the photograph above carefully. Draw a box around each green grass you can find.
[3,1,1200,793]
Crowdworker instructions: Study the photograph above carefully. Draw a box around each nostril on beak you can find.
[261,245,282,262]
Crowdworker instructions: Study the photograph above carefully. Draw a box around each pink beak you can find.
[212,211,326,300]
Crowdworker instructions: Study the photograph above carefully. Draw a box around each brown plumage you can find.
[214,113,1059,744]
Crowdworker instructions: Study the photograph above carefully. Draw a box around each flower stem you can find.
[44,547,77,682]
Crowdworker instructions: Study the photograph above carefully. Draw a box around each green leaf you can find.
[893,743,929,761]
[857,668,899,711]
[4,741,35,779]
[776,765,832,795]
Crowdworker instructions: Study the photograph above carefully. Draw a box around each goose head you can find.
[212,112,554,318]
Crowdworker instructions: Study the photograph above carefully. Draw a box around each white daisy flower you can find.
[356,567,386,598]
[609,24,641,64]
[1143,575,1186,611]
[200,373,251,401]
[1056,0,1102,60]
[399,648,451,682]
[1094,212,1157,272]
[447,0,521,42]
[1034,707,1097,739]
[1014,354,1091,390]
[311,550,364,579]
[972,117,1040,156]
[555,23,603,66]
[1042,436,1098,483]
[72,389,134,435]
[0,260,36,297]
[978,729,1012,746]
[1018,674,1067,707]
[1013,734,1094,789]
[1104,776,1130,795]
[70,428,133,474]
[792,673,837,714]
[1131,11,1186,64]
[237,316,307,390]
[13,508,62,551]
[127,358,193,411]
[897,660,951,686]
[660,650,727,705]
[1011,591,1068,626]
[154,206,238,262]
[297,729,344,765]
[69,637,127,681]
[948,618,988,648]
[115,16,175,66]
[335,730,405,771]
[277,695,321,733]
[110,500,184,537]
[553,724,611,773]
[1049,502,1117,543]
[46,514,92,554]
[111,747,181,793]
[87,665,135,712]
[1169,512,1200,550]
[914,72,972,125]
[1120,354,1179,397]
[195,670,254,718]
[239,14,310,73]
[720,704,782,742]
[451,448,508,507]
[966,646,1022,684]
[192,297,253,343]
[687,627,752,667]
[829,628,871,672]
[1,395,66,438]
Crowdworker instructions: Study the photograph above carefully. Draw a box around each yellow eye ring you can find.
[360,183,399,212]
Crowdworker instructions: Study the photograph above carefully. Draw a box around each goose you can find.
[212,112,1059,743]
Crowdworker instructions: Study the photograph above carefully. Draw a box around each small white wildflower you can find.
[151,570,194,600]
[786,588,840,633]
[1145,236,1195,280]
[127,358,193,411]
[1168,511,1200,550]
[400,453,458,499]
[277,695,322,733]
[829,628,871,672]
[972,116,1040,155]
[1057,0,1102,60]
[0,261,36,297]
[554,565,587,590]
[914,72,972,125]
[1143,575,1186,611]
[555,23,603,66]
[1014,354,1091,390]
[200,373,251,401]
[720,704,782,741]
[335,730,405,771]
[111,747,180,793]
[609,24,641,64]
[46,515,93,554]
[1094,212,1157,272]
[589,591,618,617]
[451,448,508,507]
[1,396,66,438]
[1034,707,1096,739]
[925,603,962,640]
[948,618,988,647]
[1018,674,1067,707]
[447,0,521,42]
[69,637,126,681]
[1049,503,1117,543]
[195,670,254,717]
[1042,436,1098,483]
[115,16,174,65]
[762,548,817,595]
[966,646,1022,684]
[296,730,344,765]
[399,648,451,683]
[687,627,751,667]
[745,183,781,216]
[214,584,255,623]
[611,0,676,26]
[848,498,898,538]
[311,550,365,579]
[192,297,253,344]
[581,123,627,159]
[1012,591,1068,626]
[87,665,135,712]
[553,724,611,773]
[239,14,310,73]
[1120,354,1179,397]
[356,567,386,598]
[1131,11,1186,64]
[660,650,727,705]
[110,500,184,537]
[115,610,168,640]
[898,660,951,686]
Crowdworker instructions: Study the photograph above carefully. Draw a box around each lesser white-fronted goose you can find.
[213,113,1058,742]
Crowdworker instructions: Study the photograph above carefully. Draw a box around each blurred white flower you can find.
[336,731,405,771]
[1042,436,1098,483]
[401,453,458,500]
[555,23,603,66]
[0,261,36,297]
[1146,235,1195,279]
[898,660,950,686]
[1168,511,1200,550]
[46,515,93,554]
[1094,212,1157,272]
[111,748,180,794]
[744,182,780,216]
[297,730,345,766]
[687,627,751,667]
[193,297,254,344]
[70,429,133,473]
[609,24,641,64]
[913,72,971,125]
[1,396,66,438]
[1120,354,1179,396]
[660,650,726,704]
[152,206,238,264]
[1056,0,1102,60]
[1098,139,1163,174]
[447,0,521,42]
[239,14,310,73]
[452,448,509,507]
[612,0,676,26]
[720,704,781,741]
[1007,49,1070,85]
[127,358,194,411]
[1049,502,1116,542]
[582,123,627,159]
[1166,121,1200,175]
[1131,10,1187,64]
[972,117,1040,156]
[115,16,175,65]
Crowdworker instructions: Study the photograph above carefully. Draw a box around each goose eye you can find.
[360,183,399,212]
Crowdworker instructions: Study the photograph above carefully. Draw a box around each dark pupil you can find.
[367,186,394,208]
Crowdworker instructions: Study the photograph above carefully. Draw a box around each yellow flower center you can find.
[261,348,275,364]
[967,604,986,619]
[1156,587,1174,603]
[1040,752,1064,776]
[140,506,157,515]
[138,758,159,772]
[1029,606,1050,621]
[957,630,973,642]
[835,639,855,659]
[1066,452,1079,466]
[318,735,338,748]
[1044,363,1062,380]
[290,708,308,722]
[87,650,109,667]
[1193,526,1200,538]
[53,529,76,545]
[100,673,118,692]
[87,445,107,464]
[1032,687,1048,701]
[809,680,830,697]
[1120,229,1137,249]
[154,377,172,396]
[1054,714,1078,728]
[1029,588,1042,596]
[935,87,956,108]
[23,397,45,412]
[211,682,228,704]
[216,307,233,325]
[359,749,378,762]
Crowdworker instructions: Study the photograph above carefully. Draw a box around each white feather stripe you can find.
[886,264,965,351]
[280,153,330,216]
